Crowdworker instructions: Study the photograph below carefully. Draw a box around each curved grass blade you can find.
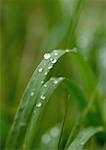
[69,52,104,126]
[23,77,86,149]
[67,127,103,150]
[69,52,96,95]
[6,49,76,149]
[6,48,98,149]
[65,83,100,149]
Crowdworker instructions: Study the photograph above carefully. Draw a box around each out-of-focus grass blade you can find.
[6,49,76,149]
[69,52,104,126]
[67,127,103,150]
[23,77,86,149]
[70,52,96,95]
[41,18,70,50]
[42,0,85,51]
[65,0,85,48]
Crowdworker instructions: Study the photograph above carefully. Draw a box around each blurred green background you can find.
[0,0,106,149]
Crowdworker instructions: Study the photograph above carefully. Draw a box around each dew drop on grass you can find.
[44,72,47,75]
[50,57,53,61]
[36,102,42,108]
[59,77,63,81]
[30,91,34,96]
[50,77,55,81]
[54,50,58,52]
[41,95,46,100]
[38,68,43,72]
[48,65,52,70]
[80,142,84,146]
[41,80,44,84]
[44,84,47,88]
[54,52,58,56]
[54,80,58,84]
[44,53,51,60]
[66,49,70,53]
[51,59,57,64]
[41,134,51,144]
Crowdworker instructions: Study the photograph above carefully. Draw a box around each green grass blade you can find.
[67,127,103,150]
[65,0,85,48]
[69,52,104,126]
[6,49,98,149]
[23,77,86,149]
[6,49,76,149]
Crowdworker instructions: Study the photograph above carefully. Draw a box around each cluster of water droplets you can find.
[29,50,72,110]
[41,126,60,144]
[39,52,59,75]
[35,77,63,109]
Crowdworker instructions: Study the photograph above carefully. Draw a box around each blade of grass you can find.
[65,83,99,149]
[22,77,86,149]
[57,94,71,149]
[69,53,104,126]
[6,49,98,149]
[67,127,103,150]
[64,0,85,48]
[6,49,76,149]
[41,0,85,51]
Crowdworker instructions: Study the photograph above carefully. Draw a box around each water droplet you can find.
[41,134,51,144]
[51,59,57,64]
[50,127,60,138]
[54,50,58,52]
[41,80,44,84]
[44,72,47,75]
[41,95,46,100]
[38,68,43,72]
[44,53,51,60]
[30,91,34,96]
[48,65,52,70]
[36,102,42,108]
[44,84,47,88]
[80,142,84,146]
[50,78,55,81]
[54,52,58,56]
[50,57,53,61]
[59,77,63,81]
[66,49,70,52]
[54,80,58,84]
